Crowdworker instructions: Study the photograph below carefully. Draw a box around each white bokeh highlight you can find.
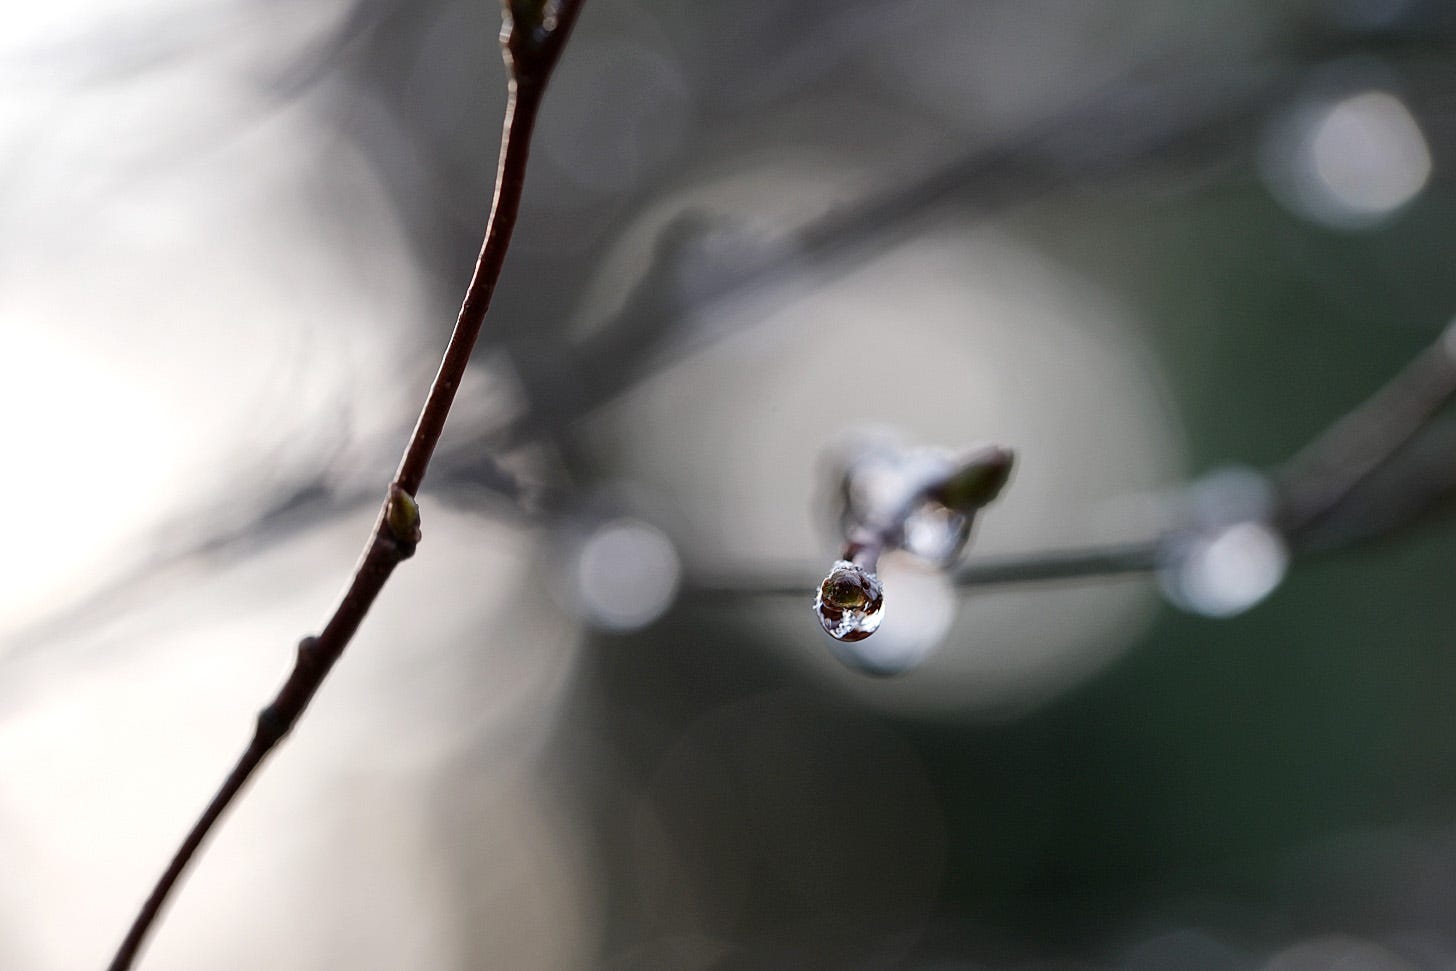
[1160,521,1290,619]
[1262,87,1431,230]
[571,518,682,632]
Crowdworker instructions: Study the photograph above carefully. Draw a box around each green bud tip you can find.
[385,485,422,550]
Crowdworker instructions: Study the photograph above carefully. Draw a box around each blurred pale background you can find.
[2,0,1455,968]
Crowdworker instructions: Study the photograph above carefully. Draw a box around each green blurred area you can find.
[937,181,1456,944]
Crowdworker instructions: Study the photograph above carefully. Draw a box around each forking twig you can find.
[103,3,586,968]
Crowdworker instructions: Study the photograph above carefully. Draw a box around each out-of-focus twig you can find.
[1275,321,1456,544]
[495,59,1279,450]
[494,19,1456,454]
[103,3,586,969]
[952,542,1169,587]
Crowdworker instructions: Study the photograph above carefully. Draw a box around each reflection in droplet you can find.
[573,518,681,631]
[1262,86,1431,230]
[829,560,954,677]
[814,560,885,642]
[1159,521,1289,618]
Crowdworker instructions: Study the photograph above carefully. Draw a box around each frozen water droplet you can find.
[828,559,954,676]
[1159,521,1289,618]
[814,560,884,642]
[900,500,971,566]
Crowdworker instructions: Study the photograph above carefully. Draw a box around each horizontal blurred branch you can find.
[694,541,1166,598]
[495,59,1278,451]
[953,543,1168,587]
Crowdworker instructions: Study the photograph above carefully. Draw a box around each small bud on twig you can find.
[385,485,422,557]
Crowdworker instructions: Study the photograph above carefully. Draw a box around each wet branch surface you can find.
[103,3,586,969]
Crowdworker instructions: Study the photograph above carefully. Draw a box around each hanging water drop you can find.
[827,559,954,676]
[814,560,885,641]
[814,436,1012,659]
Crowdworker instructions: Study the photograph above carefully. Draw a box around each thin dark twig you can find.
[104,4,586,968]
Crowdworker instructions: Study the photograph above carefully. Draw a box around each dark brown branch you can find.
[104,4,585,969]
